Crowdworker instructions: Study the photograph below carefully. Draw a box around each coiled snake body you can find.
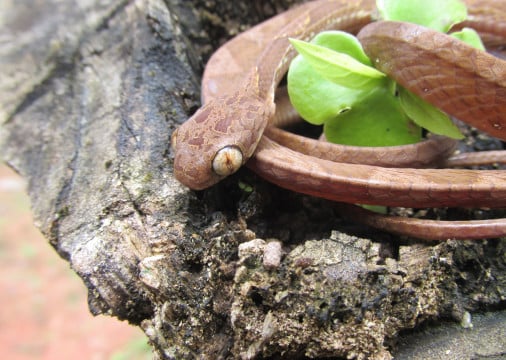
[172,0,506,240]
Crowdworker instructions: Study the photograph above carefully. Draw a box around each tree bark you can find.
[1,0,504,359]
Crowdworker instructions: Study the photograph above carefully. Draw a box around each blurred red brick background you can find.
[0,163,150,360]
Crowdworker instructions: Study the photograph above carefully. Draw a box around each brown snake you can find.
[172,0,506,240]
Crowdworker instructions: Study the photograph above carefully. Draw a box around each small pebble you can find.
[460,311,473,329]
[263,240,282,270]
[238,238,266,259]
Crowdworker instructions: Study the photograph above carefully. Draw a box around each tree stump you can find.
[1,0,504,359]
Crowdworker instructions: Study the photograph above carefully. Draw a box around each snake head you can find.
[172,92,272,190]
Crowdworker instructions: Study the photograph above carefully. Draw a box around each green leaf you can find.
[377,0,467,32]
[398,87,464,139]
[287,54,367,126]
[451,28,485,50]
[309,31,373,66]
[238,181,253,193]
[362,204,388,214]
[324,86,421,146]
[287,31,422,146]
[289,38,385,90]
[287,31,380,125]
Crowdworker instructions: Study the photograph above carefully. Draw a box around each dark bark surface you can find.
[1,0,505,359]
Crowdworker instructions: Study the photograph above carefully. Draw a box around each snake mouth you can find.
[212,145,244,177]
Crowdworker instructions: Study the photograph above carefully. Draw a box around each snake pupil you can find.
[212,146,244,177]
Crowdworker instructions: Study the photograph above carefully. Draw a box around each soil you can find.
[0,164,150,360]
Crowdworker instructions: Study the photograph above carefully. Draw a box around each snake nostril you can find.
[212,146,244,176]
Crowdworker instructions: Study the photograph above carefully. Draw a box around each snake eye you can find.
[212,146,243,177]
